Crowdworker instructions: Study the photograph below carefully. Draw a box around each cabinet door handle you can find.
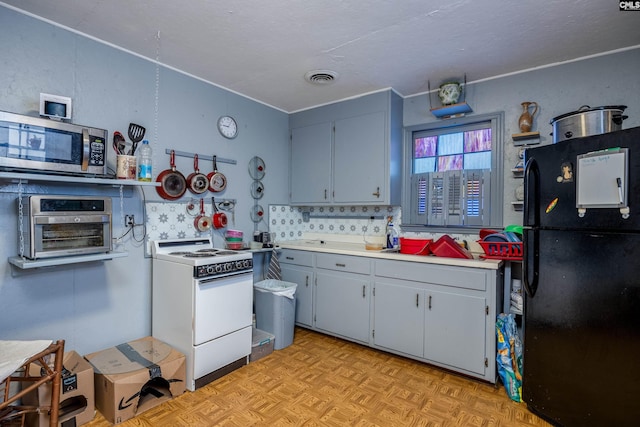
[372,186,380,198]
[286,256,294,260]
[305,276,309,287]
[324,189,327,199]
[335,263,346,267]
[362,285,366,298]
[416,294,419,307]
[428,295,432,310]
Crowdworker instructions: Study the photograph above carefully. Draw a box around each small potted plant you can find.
[438,82,462,105]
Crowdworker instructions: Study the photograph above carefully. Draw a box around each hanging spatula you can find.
[127,122,146,155]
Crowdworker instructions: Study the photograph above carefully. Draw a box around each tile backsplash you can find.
[146,200,215,241]
[268,205,484,254]
[269,205,401,242]
[144,202,402,249]
[145,202,483,254]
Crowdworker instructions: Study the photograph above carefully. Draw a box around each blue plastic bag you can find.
[496,313,523,402]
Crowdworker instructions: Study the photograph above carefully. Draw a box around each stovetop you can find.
[151,238,252,271]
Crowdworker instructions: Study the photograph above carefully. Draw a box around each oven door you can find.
[193,271,253,346]
[30,214,111,259]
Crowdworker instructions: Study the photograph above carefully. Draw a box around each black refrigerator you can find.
[522,126,640,427]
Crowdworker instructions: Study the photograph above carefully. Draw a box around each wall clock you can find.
[217,115,238,139]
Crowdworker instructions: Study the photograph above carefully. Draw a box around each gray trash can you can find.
[253,279,297,350]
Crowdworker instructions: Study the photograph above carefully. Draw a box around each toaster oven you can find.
[19,195,112,259]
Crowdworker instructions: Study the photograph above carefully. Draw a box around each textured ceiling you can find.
[2,0,639,112]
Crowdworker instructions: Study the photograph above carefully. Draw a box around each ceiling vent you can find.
[304,70,338,85]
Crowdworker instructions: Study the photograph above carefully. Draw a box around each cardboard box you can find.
[24,350,95,427]
[84,337,186,425]
[250,328,275,362]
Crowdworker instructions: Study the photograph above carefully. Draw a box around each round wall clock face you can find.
[217,115,238,139]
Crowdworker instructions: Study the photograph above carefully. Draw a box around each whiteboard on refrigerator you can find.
[576,147,628,208]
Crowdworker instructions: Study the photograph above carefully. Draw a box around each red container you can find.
[478,241,523,260]
[399,237,432,255]
[429,235,474,259]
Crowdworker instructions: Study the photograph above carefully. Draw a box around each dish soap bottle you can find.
[386,221,399,250]
[137,140,152,182]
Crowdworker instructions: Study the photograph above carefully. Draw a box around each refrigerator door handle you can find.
[523,228,539,297]
[524,157,540,228]
[523,157,540,297]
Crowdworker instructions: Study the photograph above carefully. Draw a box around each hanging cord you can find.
[132,186,147,243]
[152,30,161,179]
[114,186,147,243]
[113,184,126,246]
[18,180,25,258]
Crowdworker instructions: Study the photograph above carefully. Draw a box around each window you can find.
[402,113,504,230]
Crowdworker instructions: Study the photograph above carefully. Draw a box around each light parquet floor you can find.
[85,328,550,426]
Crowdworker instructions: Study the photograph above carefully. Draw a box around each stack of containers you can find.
[225,229,243,249]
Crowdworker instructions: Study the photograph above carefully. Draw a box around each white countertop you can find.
[277,238,502,270]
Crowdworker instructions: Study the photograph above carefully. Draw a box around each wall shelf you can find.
[8,251,128,270]
[0,171,159,187]
[430,102,473,119]
[512,131,541,146]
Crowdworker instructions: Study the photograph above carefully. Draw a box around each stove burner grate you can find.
[215,250,237,255]
[183,252,217,258]
[195,249,219,254]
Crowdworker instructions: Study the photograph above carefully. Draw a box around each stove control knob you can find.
[215,264,223,273]
[235,260,243,269]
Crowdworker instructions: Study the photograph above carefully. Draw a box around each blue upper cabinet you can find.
[289,90,403,206]
[290,122,333,204]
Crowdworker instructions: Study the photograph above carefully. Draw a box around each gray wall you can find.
[0,7,289,354]
[403,48,640,226]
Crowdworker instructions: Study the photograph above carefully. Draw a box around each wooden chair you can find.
[0,340,64,427]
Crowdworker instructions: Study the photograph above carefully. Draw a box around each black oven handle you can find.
[82,128,90,171]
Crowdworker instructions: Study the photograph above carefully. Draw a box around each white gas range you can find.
[151,238,253,391]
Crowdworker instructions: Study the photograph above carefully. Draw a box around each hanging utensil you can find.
[194,198,211,232]
[187,154,209,194]
[218,199,236,225]
[156,150,187,200]
[127,122,146,155]
[113,131,127,155]
[186,198,199,216]
[250,181,265,199]
[250,204,265,223]
[212,197,228,229]
[208,155,227,192]
[248,156,266,180]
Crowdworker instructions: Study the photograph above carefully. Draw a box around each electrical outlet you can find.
[125,215,135,226]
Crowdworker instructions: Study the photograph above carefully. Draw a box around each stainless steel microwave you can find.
[0,110,108,176]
